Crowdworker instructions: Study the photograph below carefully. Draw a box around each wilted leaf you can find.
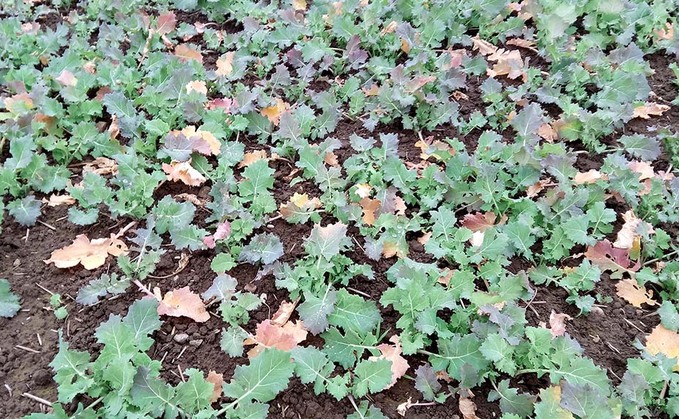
[368,335,409,389]
[245,319,308,358]
[614,210,653,250]
[206,371,223,403]
[162,160,207,186]
[45,234,128,270]
[156,12,177,35]
[175,44,203,63]
[271,300,298,326]
[46,194,76,207]
[472,36,498,55]
[646,325,679,369]
[157,286,210,322]
[549,311,571,338]
[238,150,268,168]
[292,0,306,10]
[633,102,670,119]
[280,193,322,223]
[215,52,235,77]
[628,161,654,180]
[487,49,524,79]
[186,80,207,95]
[616,279,656,308]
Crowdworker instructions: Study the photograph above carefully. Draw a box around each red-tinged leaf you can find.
[156,12,177,35]
[175,44,203,63]
[461,212,497,232]
[206,98,236,113]
[549,311,571,338]
[368,335,409,389]
[584,240,640,277]
[245,319,308,358]
[157,286,210,322]
[206,371,223,403]
[203,222,231,249]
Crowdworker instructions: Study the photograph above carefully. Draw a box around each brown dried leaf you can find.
[206,371,223,403]
[292,0,307,10]
[655,23,675,40]
[324,151,339,167]
[616,279,656,308]
[177,126,221,156]
[215,52,235,77]
[162,160,207,186]
[271,301,298,326]
[45,194,76,207]
[156,12,176,35]
[487,49,524,79]
[472,36,498,55]
[633,102,670,119]
[368,335,409,389]
[506,38,537,51]
[83,157,118,176]
[549,311,571,338]
[279,193,321,221]
[360,197,381,226]
[461,212,496,232]
[574,169,607,185]
[157,286,210,322]
[537,123,557,142]
[44,234,128,270]
[459,396,479,419]
[628,161,654,180]
[55,70,78,87]
[175,44,203,63]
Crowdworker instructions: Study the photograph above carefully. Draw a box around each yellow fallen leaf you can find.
[616,279,656,308]
[261,98,288,125]
[215,52,235,77]
[177,126,221,155]
[44,234,128,270]
[646,325,679,369]
[238,150,268,168]
[359,197,381,226]
[292,0,306,10]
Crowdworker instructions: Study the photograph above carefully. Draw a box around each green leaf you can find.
[327,289,380,334]
[153,196,195,234]
[76,273,130,306]
[534,386,574,419]
[103,92,140,138]
[429,334,489,387]
[50,334,94,403]
[291,347,337,396]
[414,364,442,401]
[222,348,294,405]
[238,233,284,265]
[562,217,595,246]
[124,298,162,351]
[130,366,178,417]
[298,286,337,334]
[175,368,214,413]
[352,359,392,397]
[347,401,388,419]
[304,223,352,260]
[0,279,21,318]
[221,327,248,357]
[322,327,378,369]
[7,195,41,226]
[383,157,416,191]
[488,379,535,418]
[559,382,616,419]
[618,135,661,160]
[238,159,276,215]
[551,357,611,394]
[504,221,536,259]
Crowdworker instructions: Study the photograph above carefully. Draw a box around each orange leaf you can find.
[368,335,409,389]
[238,150,268,168]
[162,160,207,186]
[44,234,128,270]
[157,286,210,322]
[156,12,177,36]
[646,325,679,370]
[215,52,235,77]
[360,197,381,226]
[206,371,223,403]
[175,44,203,63]
[177,126,221,156]
[260,98,288,125]
[616,279,656,308]
[245,319,308,358]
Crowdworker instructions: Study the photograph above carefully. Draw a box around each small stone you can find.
[32,369,52,386]
[189,339,203,347]
[13,259,20,267]
[173,333,189,344]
